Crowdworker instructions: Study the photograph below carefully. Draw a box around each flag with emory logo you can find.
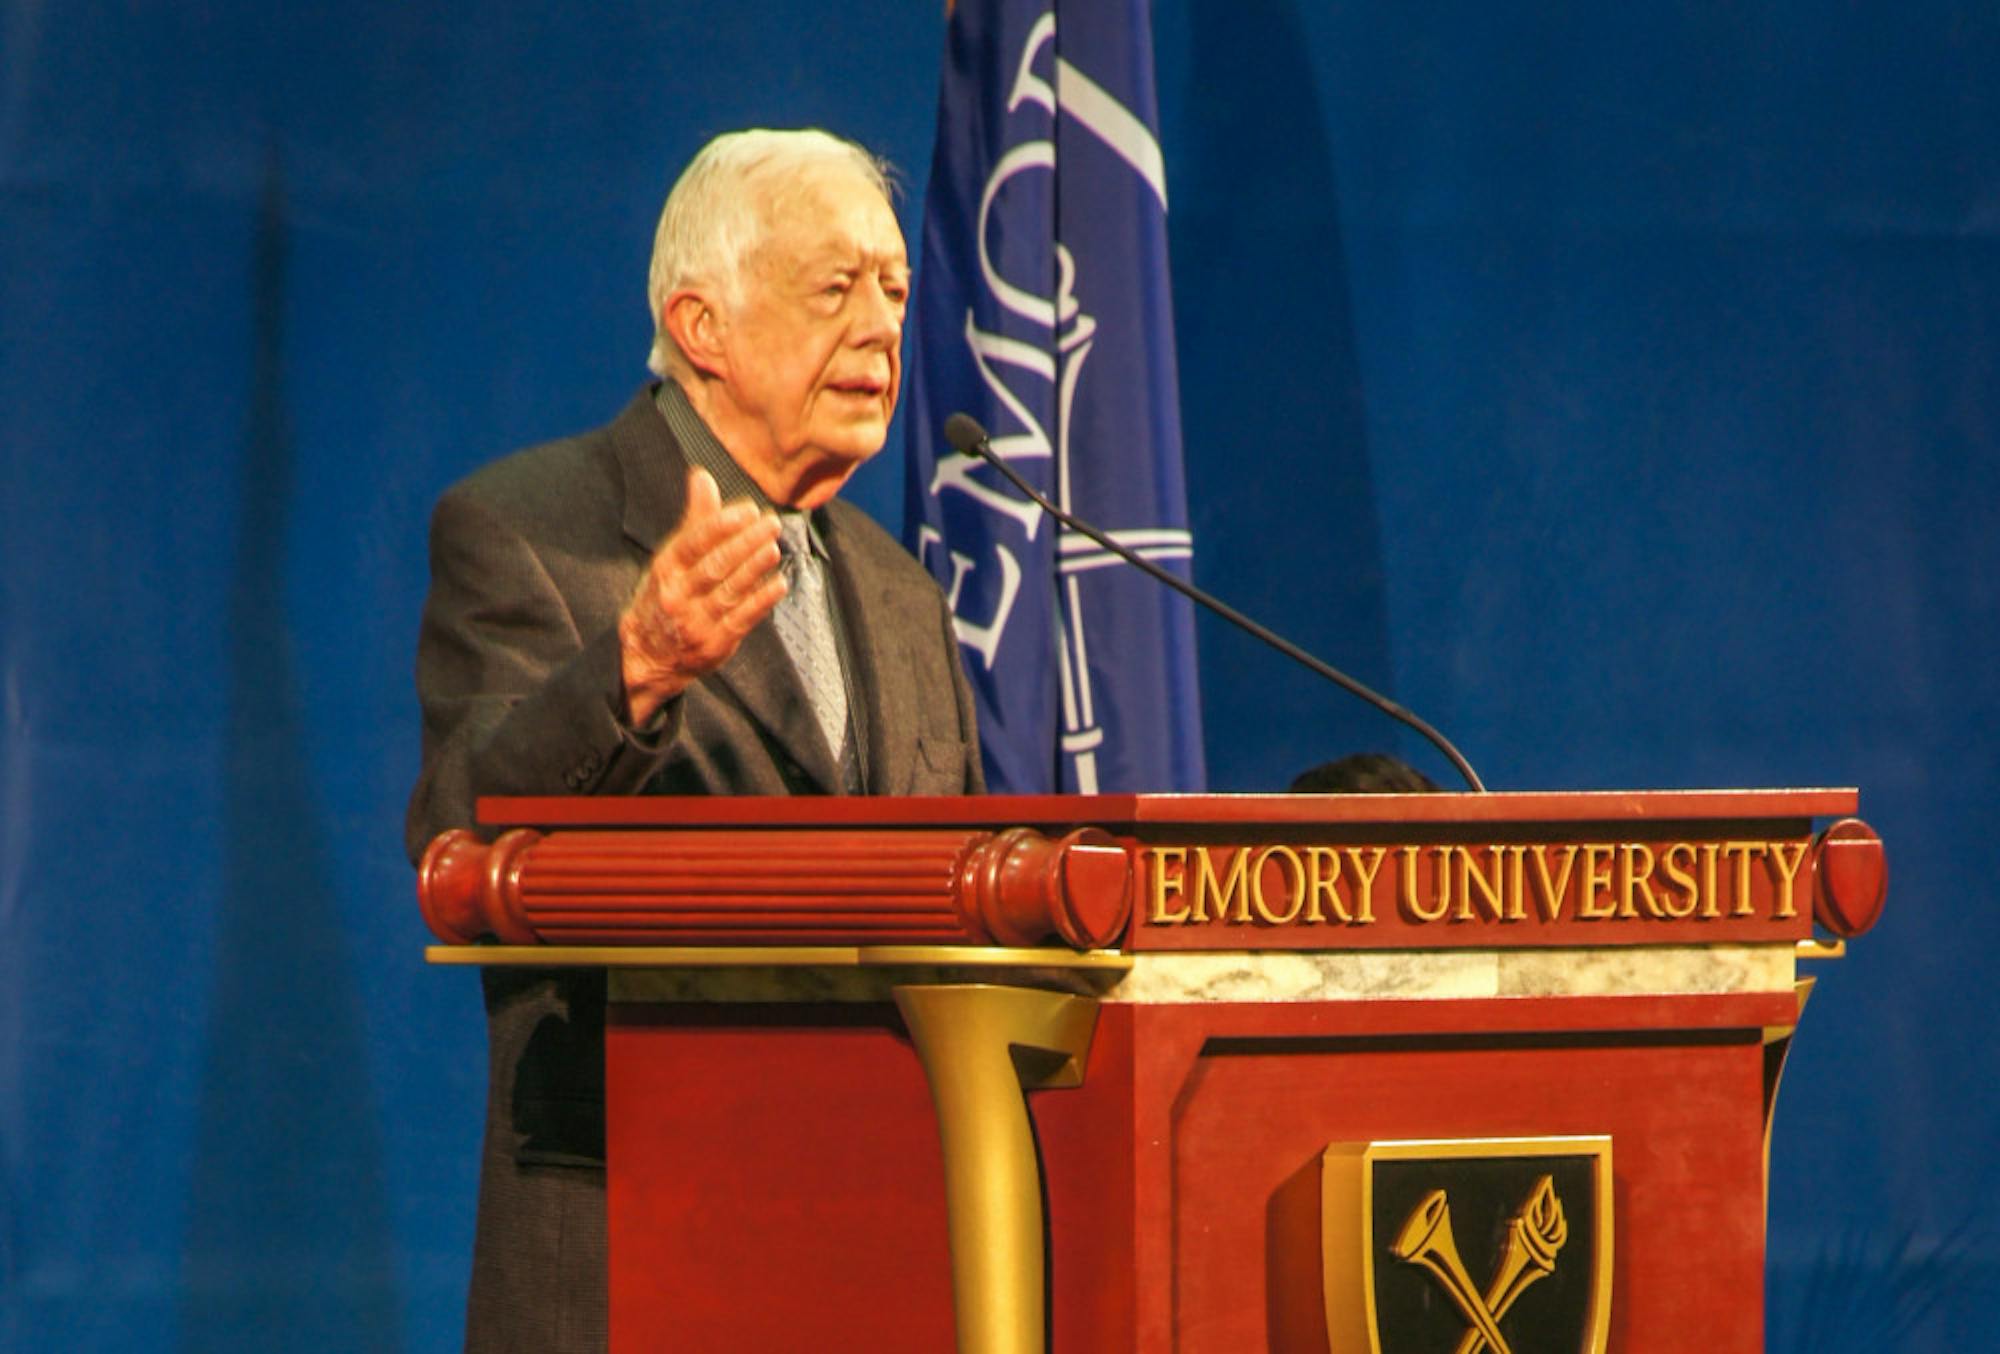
[903,0,1205,794]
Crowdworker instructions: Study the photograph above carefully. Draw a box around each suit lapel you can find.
[714,625,843,793]
[611,387,687,562]
[610,386,841,793]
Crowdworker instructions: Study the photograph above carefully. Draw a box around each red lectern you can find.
[421,789,1885,1354]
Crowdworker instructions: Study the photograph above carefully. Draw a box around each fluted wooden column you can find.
[418,824,1133,950]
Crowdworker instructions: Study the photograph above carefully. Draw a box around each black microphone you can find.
[941,413,1486,792]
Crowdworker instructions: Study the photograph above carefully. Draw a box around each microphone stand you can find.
[942,414,1486,793]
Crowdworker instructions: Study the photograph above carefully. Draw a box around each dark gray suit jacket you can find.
[407,387,983,1354]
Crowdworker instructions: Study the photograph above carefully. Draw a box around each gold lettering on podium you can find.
[1529,845,1578,922]
[1304,846,1342,923]
[1767,840,1807,919]
[1722,842,1763,917]
[1250,845,1307,925]
[1659,842,1700,918]
[1193,846,1250,923]
[1140,834,1812,938]
[1402,845,1451,922]
[1578,845,1617,919]
[1454,846,1507,924]
[1344,846,1383,924]
[1147,845,1189,924]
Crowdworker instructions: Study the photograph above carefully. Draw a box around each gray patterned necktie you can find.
[772,514,856,788]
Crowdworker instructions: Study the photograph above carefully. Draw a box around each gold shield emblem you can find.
[1274,1137,1612,1354]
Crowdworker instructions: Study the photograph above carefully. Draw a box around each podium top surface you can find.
[478,787,1858,831]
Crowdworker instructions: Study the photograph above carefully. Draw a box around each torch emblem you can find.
[1271,1136,1612,1354]
[1389,1174,1569,1354]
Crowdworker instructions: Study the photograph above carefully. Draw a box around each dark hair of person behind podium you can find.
[1287,753,1440,794]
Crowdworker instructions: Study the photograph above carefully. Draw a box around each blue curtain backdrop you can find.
[3,2,1993,1350]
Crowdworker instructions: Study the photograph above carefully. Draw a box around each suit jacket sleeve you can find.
[404,484,674,863]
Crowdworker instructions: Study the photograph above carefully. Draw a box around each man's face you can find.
[706,164,908,507]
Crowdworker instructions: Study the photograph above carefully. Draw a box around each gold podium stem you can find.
[1762,976,1815,1219]
[894,984,1100,1354]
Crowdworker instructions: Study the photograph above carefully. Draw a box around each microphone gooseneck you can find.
[941,414,1487,793]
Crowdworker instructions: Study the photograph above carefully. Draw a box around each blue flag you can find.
[904,0,1206,794]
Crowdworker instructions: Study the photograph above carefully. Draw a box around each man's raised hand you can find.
[617,467,787,726]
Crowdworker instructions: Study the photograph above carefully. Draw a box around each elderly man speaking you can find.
[406,129,984,1354]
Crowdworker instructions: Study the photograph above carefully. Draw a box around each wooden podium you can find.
[421,790,1885,1354]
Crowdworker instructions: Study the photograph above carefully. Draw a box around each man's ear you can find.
[662,289,729,381]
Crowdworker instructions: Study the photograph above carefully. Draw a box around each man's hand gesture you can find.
[617,468,787,726]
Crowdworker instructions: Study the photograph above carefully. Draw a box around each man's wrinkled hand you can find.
[617,468,786,726]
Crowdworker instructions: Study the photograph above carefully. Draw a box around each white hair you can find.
[645,128,895,378]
